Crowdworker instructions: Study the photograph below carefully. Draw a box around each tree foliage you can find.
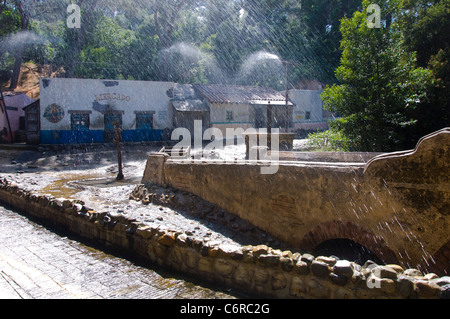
[321,0,434,152]
[0,0,447,150]
[0,0,362,86]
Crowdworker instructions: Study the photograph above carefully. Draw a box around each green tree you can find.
[399,0,450,143]
[0,1,21,81]
[322,0,433,152]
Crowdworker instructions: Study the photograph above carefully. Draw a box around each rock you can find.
[300,253,315,266]
[294,260,310,275]
[207,246,219,258]
[363,260,378,269]
[433,276,450,287]
[440,284,450,299]
[241,246,254,263]
[136,226,153,240]
[157,232,176,247]
[380,278,396,294]
[258,254,280,267]
[414,280,441,298]
[329,273,348,286]
[280,257,294,272]
[62,199,72,209]
[367,272,396,293]
[214,259,235,277]
[423,273,439,280]
[175,233,187,246]
[217,244,243,260]
[351,270,366,286]
[198,257,214,273]
[251,245,270,257]
[386,264,404,273]
[404,268,423,277]
[253,268,269,285]
[311,260,330,278]
[333,260,354,278]
[315,256,337,267]
[192,237,204,251]
[372,265,398,280]
[398,275,415,297]
[233,266,251,287]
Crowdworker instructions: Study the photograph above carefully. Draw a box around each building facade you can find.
[288,89,331,132]
[0,91,34,143]
[193,84,294,136]
[37,78,329,145]
[39,78,174,144]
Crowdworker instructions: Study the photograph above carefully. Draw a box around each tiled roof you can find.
[193,84,292,105]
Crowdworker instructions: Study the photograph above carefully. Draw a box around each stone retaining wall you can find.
[1,177,448,299]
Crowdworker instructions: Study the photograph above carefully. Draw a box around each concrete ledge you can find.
[0,177,448,299]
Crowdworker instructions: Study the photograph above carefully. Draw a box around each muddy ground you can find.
[0,143,297,251]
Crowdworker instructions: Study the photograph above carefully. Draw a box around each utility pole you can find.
[282,60,297,133]
[285,62,290,133]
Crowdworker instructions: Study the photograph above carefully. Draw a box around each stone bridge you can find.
[142,128,449,275]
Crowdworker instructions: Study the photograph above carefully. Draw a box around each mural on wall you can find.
[43,103,65,123]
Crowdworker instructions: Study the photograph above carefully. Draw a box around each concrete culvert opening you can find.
[313,238,384,265]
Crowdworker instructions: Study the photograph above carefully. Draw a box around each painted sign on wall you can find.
[43,103,65,123]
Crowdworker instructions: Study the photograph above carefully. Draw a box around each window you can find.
[70,111,91,130]
[135,111,154,130]
[305,111,311,120]
[226,110,234,122]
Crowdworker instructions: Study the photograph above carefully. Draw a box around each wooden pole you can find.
[113,119,124,181]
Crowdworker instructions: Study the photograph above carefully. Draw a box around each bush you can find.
[306,129,352,152]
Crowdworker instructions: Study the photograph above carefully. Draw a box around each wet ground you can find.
[0,143,292,249]
[0,143,274,299]
[0,142,292,299]
[0,204,239,299]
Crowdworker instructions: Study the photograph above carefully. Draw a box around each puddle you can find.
[74,176,142,188]
[40,172,142,198]
[41,173,114,198]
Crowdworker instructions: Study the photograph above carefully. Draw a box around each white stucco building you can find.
[36,78,329,145]
[39,78,174,144]
[288,89,331,132]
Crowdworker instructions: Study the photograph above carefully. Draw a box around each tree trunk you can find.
[9,0,29,90]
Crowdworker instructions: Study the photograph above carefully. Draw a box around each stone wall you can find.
[0,177,448,299]
[142,128,450,276]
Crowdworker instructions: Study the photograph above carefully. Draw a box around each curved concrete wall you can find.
[142,128,450,275]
